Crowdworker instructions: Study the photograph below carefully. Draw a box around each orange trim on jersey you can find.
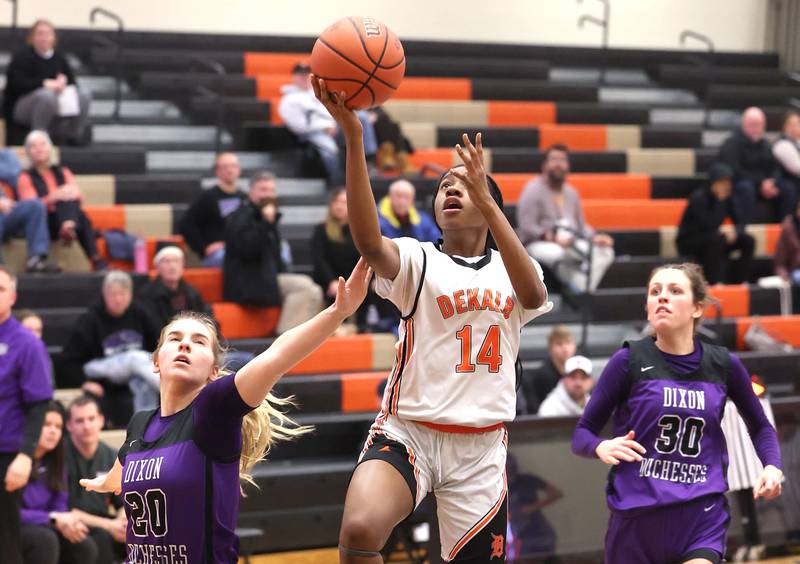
[414,421,505,434]
[390,318,414,416]
[447,475,508,560]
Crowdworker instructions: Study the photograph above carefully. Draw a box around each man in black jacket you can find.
[61,270,161,428]
[223,172,322,334]
[179,152,247,267]
[717,107,790,224]
[138,245,212,327]
[677,162,755,284]
[4,20,91,145]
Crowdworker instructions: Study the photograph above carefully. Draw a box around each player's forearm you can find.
[235,306,347,406]
[344,133,383,256]
[481,202,546,309]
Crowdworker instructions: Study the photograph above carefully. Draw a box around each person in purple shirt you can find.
[80,259,372,564]
[19,401,98,564]
[572,262,783,564]
[0,265,54,564]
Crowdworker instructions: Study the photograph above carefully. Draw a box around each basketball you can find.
[310,16,405,110]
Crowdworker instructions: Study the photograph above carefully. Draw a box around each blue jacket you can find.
[377,196,441,242]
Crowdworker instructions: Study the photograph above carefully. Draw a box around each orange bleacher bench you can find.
[244,52,309,76]
[180,268,224,303]
[289,334,376,375]
[212,302,280,339]
[583,199,686,230]
[340,371,390,413]
[538,124,607,151]
[705,285,750,319]
[494,173,651,204]
[487,101,556,126]
[735,315,800,350]
[96,236,184,271]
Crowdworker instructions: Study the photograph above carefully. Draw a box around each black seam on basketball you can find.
[376,56,405,70]
[345,22,390,106]
[347,17,404,70]
[318,37,398,90]
[348,17,380,66]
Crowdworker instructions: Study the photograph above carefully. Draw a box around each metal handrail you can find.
[90,7,124,121]
[578,0,610,84]
[4,0,16,28]
[190,56,226,155]
[679,30,715,128]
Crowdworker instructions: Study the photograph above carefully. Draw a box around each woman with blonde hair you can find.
[81,259,372,563]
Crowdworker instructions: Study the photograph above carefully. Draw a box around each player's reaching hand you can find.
[80,459,122,495]
[312,76,362,138]
[753,465,782,500]
[595,430,646,465]
[332,258,372,319]
[452,133,495,213]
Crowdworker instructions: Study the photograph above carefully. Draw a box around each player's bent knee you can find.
[339,514,385,551]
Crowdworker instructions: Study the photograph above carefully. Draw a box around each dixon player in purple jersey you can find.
[79,259,372,564]
[573,263,783,564]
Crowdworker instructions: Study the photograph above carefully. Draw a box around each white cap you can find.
[152,245,184,266]
[565,355,592,377]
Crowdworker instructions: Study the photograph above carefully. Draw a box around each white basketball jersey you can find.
[374,238,552,428]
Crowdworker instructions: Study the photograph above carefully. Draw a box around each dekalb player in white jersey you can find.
[314,77,551,563]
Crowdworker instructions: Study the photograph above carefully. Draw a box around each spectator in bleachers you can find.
[61,270,161,428]
[518,325,576,415]
[517,144,615,294]
[369,107,415,173]
[224,172,323,334]
[1,179,59,273]
[538,355,594,417]
[0,265,54,564]
[15,308,55,386]
[676,163,755,284]
[312,187,370,331]
[775,199,800,313]
[772,110,800,219]
[64,396,125,564]
[19,401,98,564]
[717,106,793,224]
[15,308,43,338]
[378,179,440,242]
[17,131,107,271]
[4,20,91,146]
[278,62,377,185]
[137,245,212,328]
[179,152,247,268]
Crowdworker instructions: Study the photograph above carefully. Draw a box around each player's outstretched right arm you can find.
[80,458,123,495]
[312,77,400,280]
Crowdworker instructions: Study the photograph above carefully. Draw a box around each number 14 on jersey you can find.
[455,325,503,373]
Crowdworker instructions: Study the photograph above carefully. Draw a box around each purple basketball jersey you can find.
[606,338,731,512]
[117,376,251,564]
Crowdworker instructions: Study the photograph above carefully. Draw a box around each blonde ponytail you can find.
[239,392,312,491]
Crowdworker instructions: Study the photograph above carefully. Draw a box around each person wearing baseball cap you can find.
[676,162,755,284]
[137,245,213,328]
[538,355,594,417]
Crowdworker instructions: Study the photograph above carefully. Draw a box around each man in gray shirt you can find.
[516,144,615,293]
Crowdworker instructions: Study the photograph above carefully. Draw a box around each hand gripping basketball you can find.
[312,77,362,137]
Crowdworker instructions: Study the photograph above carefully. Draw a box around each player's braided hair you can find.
[432,165,504,251]
[153,311,311,494]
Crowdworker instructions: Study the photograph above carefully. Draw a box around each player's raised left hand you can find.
[453,133,495,212]
[332,257,372,318]
[753,465,782,500]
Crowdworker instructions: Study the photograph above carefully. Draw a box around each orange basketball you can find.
[311,17,405,110]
